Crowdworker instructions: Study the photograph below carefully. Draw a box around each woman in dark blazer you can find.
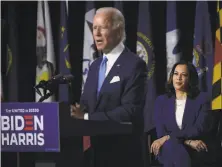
[150,60,212,167]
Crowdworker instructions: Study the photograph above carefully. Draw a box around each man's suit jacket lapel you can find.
[90,58,102,112]
[96,49,126,108]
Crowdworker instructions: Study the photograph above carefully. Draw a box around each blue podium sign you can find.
[1,102,60,152]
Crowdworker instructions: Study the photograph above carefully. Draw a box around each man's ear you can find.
[117,28,122,40]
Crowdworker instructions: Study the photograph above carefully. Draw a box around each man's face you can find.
[93,12,121,54]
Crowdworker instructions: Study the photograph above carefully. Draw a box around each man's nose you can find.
[94,28,101,36]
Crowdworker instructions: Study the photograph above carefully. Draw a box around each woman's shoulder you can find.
[155,94,169,102]
[195,92,208,99]
[193,92,210,104]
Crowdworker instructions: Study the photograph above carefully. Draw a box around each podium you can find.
[59,102,134,136]
[1,102,142,167]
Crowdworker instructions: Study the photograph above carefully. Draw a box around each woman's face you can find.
[172,64,189,92]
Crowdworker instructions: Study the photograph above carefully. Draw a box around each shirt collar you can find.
[103,42,125,64]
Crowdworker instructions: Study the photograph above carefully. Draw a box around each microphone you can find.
[48,73,64,85]
[61,74,74,84]
[34,74,74,102]
[34,74,63,90]
[45,74,74,85]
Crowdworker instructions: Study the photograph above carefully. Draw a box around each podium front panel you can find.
[1,102,60,152]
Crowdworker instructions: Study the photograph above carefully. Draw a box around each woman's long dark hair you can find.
[166,60,200,98]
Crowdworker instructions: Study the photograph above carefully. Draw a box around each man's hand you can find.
[70,103,84,119]
[185,140,208,152]
[150,135,169,156]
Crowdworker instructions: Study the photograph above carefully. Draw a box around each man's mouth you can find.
[96,40,103,44]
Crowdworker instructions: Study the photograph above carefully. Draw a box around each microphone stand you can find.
[36,82,57,103]
[38,91,54,102]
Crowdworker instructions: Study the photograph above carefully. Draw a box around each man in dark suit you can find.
[71,7,147,167]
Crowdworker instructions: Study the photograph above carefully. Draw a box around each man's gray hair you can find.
[96,7,126,42]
